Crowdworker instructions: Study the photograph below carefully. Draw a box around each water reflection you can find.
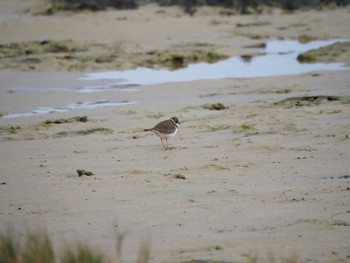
[240,54,254,63]
[82,39,349,85]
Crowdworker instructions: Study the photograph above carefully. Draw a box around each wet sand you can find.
[1,1,350,262]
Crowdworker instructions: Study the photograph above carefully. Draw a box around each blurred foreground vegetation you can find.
[47,0,350,13]
[0,227,302,263]
[0,228,150,263]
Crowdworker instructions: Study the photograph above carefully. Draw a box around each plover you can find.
[144,117,181,149]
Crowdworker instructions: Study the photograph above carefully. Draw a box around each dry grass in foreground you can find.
[0,228,149,263]
[0,227,301,263]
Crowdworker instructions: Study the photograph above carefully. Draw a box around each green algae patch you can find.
[0,40,228,71]
[202,103,228,111]
[273,96,350,109]
[297,41,350,65]
[144,49,228,70]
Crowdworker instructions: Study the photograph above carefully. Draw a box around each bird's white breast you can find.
[154,128,178,139]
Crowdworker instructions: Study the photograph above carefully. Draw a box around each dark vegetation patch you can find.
[44,0,350,14]
[297,34,318,44]
[202,103,228,110]
[0,40,91,70]
[44,116,88,124]
[274,95,350,108]
[48,0,138,13]
[0,122,112,142]
[144,47,228,70]
[54,128,113,137]
[0,126,21,136]
[297,41,350,65]
[0,40,87,59]
[0,40,227,71]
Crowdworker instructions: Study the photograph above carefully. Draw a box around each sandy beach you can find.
[1,1,350,262]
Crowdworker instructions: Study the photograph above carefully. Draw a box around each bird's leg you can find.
[160,138,166,149]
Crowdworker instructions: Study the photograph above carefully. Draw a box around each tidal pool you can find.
[3,100,137,119]
[82,39,350,85]
[2,39,349,118]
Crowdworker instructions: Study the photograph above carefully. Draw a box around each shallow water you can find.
[3,100,137,119]
[81,39,350,85]
[2,39,350,118]
[9,84,139,94]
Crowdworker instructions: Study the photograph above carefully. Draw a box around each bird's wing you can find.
[153,120,174,133]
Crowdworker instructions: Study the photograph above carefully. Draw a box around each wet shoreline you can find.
[1,39,349,119]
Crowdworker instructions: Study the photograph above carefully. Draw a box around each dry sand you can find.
[1,1,350,262]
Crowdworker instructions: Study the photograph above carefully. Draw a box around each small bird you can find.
[144,117,181,149]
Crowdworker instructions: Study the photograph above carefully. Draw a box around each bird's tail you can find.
[144,128,152,132]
